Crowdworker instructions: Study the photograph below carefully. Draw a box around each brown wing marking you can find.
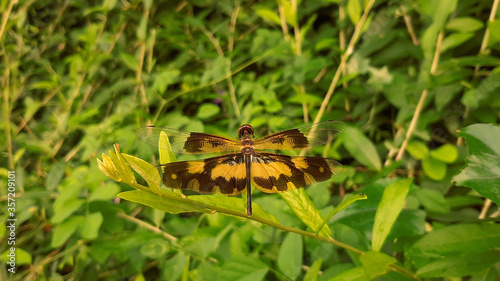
[136,126,241,154]
[253,120,345,150]
[161,153,247,195]
[251,152,342,193]
[183,132,241,153]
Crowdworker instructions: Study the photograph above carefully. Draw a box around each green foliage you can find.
[453,124,500,206]
[2,0,499,280]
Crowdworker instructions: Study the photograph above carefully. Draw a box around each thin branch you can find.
[339,3,351,112]
[290,0,309,123]
[459,0,499,146]
[401,6,420,45]
[0,0,18,40]
[394,30,443,162]
[313,0,376,124]
[117,212,178,241]
[478,199,492,219]
[227,5,241,119]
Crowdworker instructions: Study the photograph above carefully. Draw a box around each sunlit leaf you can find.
[408,223,500,257]
[197,103,220,119]
[359,251,397,279]
[281,189,332,237]
[118,190,206,214]
[429,144,458,163]
[329,267,368,281]
[422,156,446,181]
[51,216,84,248]
[406,141,429,160]
[80,212,103,239]
[372,178,411,251]
[303,259,322,281]
[342,126,382,171]
[347,0,361,25]
[446,17,484,33]
[277,233,303,279]
[218,255,268,281]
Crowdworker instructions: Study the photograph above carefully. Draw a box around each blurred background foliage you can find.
[1,0,500,280]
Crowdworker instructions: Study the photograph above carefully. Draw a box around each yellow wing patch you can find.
[161,153,248,195]
[251,152,341,193]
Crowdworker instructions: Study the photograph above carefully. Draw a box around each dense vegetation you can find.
[1,0,500,280]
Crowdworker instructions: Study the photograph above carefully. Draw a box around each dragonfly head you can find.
[238,124,254,140]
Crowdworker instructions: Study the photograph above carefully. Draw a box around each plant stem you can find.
[395,30,444,162]
[314,0,376,124]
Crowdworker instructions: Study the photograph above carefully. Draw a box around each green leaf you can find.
[441,33,474,53]
[281,0,297,27]
[46,162,66,191]
[315,38,338,51]
[489,19,500,45]
[453,124,500,206]
[98,144,136,184]
[408,223,500,257]
[189,194,278,222]
[450,56,500,66]
[342,126,382,171]
[347,0,361,25]
[79,212,103,239]
[406,141,429,160]
[303,259,322,281]
[119,52,138,71]
[140,238,169,259]
[89,182,120,202]
[329,267,368,281]
[431,0,457,27]
[277,232,303,280]
[163,253,188,281]
[255,7,281,25]
[197,103,220,119]
[51,198,85,224]
[429,144,458,163]
[0,248,32,265]
[158,130,176,180]
[417,251,500,278]
[446,17,484,33]
[52,216,84,248]
[118,190,206,214]
[200,56,230,85]
[422,156,446,181]
[359,251,397,279]
[122,153,160,193]
[23,97,42,122]
[287,93,323,105]
[136,14,147,41]
[367,66,393,91]
[218,255,268,281]
[475,72,500,103]
[280,189,332,237]
[151,69,181,94]
[415,188,449,214]
[316,193,367,235]
[372,178,411,251]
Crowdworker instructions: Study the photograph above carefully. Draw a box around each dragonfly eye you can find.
[238,124,254,139]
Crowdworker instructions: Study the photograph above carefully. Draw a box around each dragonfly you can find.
[136,120,345,216]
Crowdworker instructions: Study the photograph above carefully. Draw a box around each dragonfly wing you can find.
[161,153,248,195]
[136,126,241,154]
[253,120,345,150]
[251,152,343,193]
